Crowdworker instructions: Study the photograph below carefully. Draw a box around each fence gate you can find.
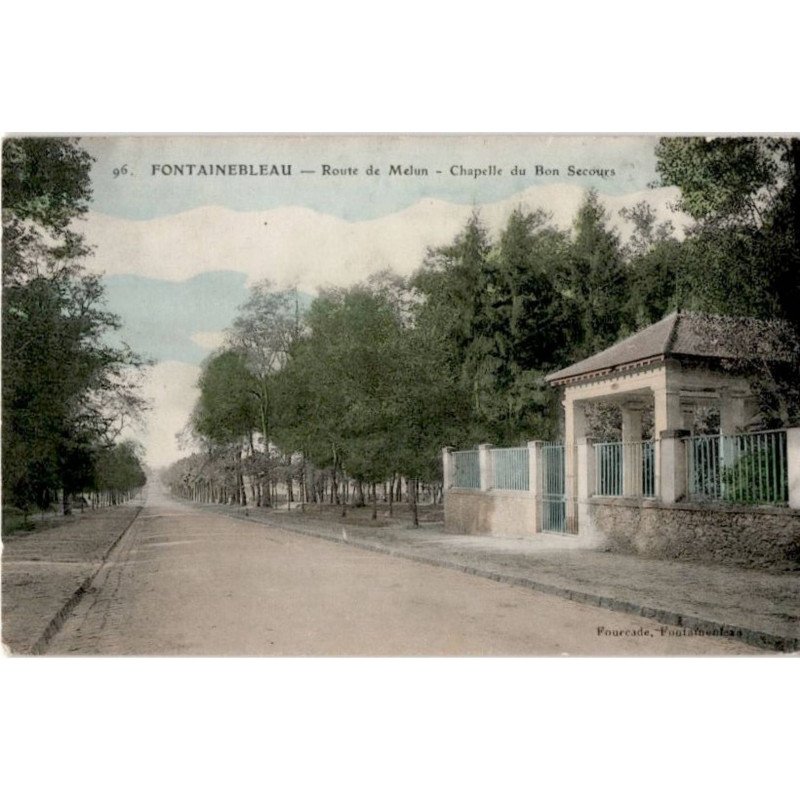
[539,442,568,533]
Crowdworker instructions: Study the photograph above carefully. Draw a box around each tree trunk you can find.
[410,478,419,528]
[259,383,272,506]
[236,450,246,506]
[261,475,272,508]
[332,453,346,517]
[300,453,306,512]
[61,489,72,516]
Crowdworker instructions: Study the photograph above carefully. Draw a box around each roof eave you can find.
[547,354,668,387]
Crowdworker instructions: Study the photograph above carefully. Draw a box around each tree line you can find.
[2,138,149,521]
[164,137,800,523]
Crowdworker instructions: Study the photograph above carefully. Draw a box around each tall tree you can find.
[656,137,800,424]
[190,349,261,504]
[413,212,492,364]
[619,200,683,327]
[2,137,149,512]
[228,281,302,444]
[272,286,401,510]
[481,209,569,441]
[192,350,259,446]
[655,136,800,327]
[227,281,303,504]
[412,210,571,444]
[567,190,630,358]
[412,213,499,441]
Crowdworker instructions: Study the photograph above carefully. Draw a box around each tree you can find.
[2,137,149,513]
[190,350,260,505]
[272,286,402,513]
[655,137,786,227]
[655,136,800,424]
[264,274,474,525]
[413,212,492,367]
[411,210,572,446]
[619,200,683,327]
[567,190,630,358]
[474,208,569,442]
[227,281,303,505]
[655,137,800,320]
[390,309,471,526]
[2,138,93,230]
[93,440,147,505]
[192,350,259,446]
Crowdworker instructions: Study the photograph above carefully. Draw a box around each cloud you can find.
[78,185,688,294]
[103,272,249,364]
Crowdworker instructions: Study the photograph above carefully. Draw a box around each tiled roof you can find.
[546,311,786,384]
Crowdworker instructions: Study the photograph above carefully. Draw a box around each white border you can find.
[2,3,797,796]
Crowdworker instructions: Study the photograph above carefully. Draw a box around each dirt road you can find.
[47,485,759,655]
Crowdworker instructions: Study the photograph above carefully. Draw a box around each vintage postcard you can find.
[2,134,798,656]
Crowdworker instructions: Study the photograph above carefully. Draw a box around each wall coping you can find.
[446,487,535,500]
[586,495,800,517]
[485,489,536,499]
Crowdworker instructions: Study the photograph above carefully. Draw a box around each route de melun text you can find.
[149,163,617,179]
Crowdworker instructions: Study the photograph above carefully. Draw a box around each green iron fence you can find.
[540,442,570,533]
[686,430,788,505]
[594,440,655,498]
[452,449,480,489]
[491,447,530,491]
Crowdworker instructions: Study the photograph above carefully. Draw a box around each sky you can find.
[83,135,684,467]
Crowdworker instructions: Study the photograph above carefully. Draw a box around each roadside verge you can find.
[2,504,143,655]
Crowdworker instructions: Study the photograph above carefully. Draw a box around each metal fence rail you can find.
[540,441,571,533]
[687,435,720,500]
[452,449,480,489]
[687,430,788,505]
[594,440,655,498]
[595,441,622,496]
[491,447,529,491]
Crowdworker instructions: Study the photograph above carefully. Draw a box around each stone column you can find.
[478,443,493,492]
[441,446,454,491]
[576,436,596,501]
[653,387,682,437]
[622,402,644,497]
[660,429,690,503]
[527,440,542,532]
[788,428,800,511]
[564,397,587,534]
[576,436,598,541]
[653,385,682,496]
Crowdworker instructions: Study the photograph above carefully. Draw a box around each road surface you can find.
[47,484,758,655]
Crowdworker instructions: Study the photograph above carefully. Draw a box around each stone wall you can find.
[587,497,800,570]
[443,478,800,569]
[444,489,537,537]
